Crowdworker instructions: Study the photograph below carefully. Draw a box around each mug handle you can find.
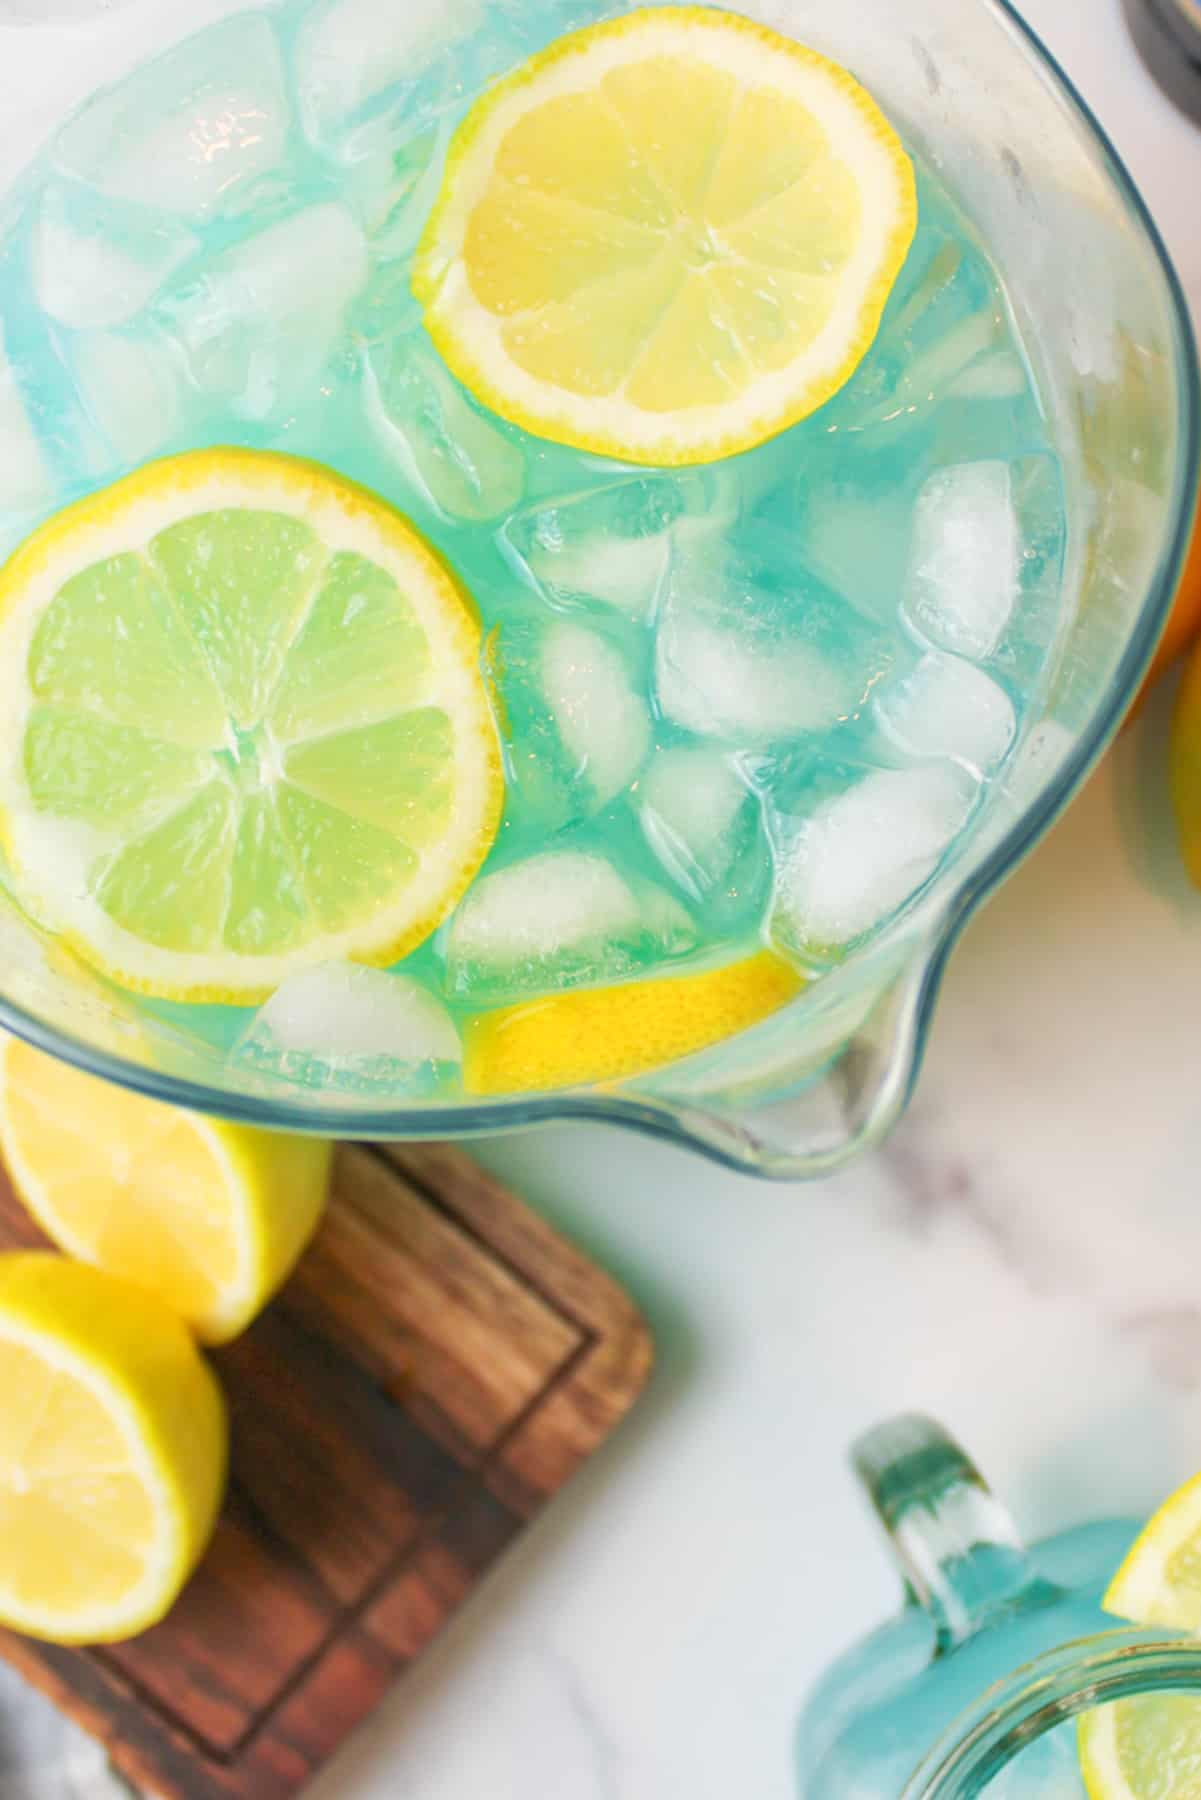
[852,1415,1060,1653]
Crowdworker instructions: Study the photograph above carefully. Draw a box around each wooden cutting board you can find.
[0,1141,654,1799]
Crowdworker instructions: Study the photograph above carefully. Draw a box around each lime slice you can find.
[415,5,917,465]
[0,449,504,1000]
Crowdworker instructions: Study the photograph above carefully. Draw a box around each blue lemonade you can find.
[0,0,1066,1097]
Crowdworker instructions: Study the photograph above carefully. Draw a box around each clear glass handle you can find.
[852,1415,1061,1653]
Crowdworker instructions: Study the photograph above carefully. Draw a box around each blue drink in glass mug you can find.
[796,1416,1201,1796]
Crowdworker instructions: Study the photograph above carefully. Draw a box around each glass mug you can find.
[0,0,1196,1175]
[794,1414,1189,1795]
[905,1634,1201,1796]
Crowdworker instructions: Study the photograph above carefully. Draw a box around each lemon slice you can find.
[0,1252,226,1643]
[464,949,803,1094]
[1079,1695,1201,1800]
[1076,1474,1201,1797]
[415,6,917,466]
[0,1035,331,1344]
[0,449,503,1001]
[1102,1473,1201,1633]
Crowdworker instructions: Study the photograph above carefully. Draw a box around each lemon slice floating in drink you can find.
[416,5,917,465]
[0,449,503,1001]
[1077,1473,1201,1797]
[0,1252,226,1643]
[465,949,803,1094]
[0,1035,331,1344]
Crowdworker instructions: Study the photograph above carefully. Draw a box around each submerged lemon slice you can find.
[1079,1697,1201,1800]
[0,1035,331,1344]
[464,949,803,1094]
[0,1252,226,1643]
[415,5,917,466]
[1077,1473,1201,1797]
[0,449,503,1001]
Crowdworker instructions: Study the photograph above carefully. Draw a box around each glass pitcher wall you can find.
[0,0,1194,1172]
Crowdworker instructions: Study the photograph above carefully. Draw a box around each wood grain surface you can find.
[0,1141,654,1799]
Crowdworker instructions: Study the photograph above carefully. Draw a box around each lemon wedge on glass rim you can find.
[415,5,917,466]
[1076,1472,1201,1798]
[0,449,503,1002]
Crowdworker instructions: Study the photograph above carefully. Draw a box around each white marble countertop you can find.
[315,8,1201,1797]
[5,1,1201,1795]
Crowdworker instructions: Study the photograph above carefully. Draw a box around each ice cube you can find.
[793,478,913,627]
[32,188,198,334]
[541,619,651,805]
[503,474,726,620]
[773,764,976,952]
[161,202,367,421]
[880,238,968,346]
[655,541,890,745]
[904,461,1019,660]
[73,329,184,466]
[367,334,524,522]
[0,326,53,514]
[834,229,1018,437]
[640,748,748,870]
[53,14,290,223]
[234,962,461,1094]
[873,310,998,419]
[493,616,651,825]
[341,106,451,262]
[875,653,1016,775]
[352,261,423,354]
[638,745,765,902]
[950,352,1027,400]
[839,311,1027,452]
[295,0,484,142]
[444,849,696,1002]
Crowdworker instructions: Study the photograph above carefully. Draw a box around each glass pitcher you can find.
[794,1413,1191,1796]
[0,0,1196,1175]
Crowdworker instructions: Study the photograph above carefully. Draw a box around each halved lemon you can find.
[0,1251,226,1643]
[0,1034,331,1344]
[0,449,503,1001]
[464,949,803,1094]
[1077,1473,1201,1797]
[415,6,916,466]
